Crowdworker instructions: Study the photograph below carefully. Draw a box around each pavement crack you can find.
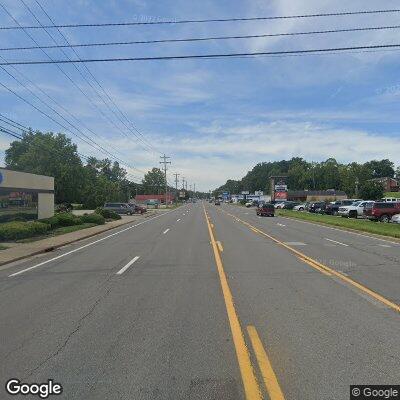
[24,284,113,379]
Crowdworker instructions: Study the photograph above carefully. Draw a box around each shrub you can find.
[0,221,50,241]
[40,212,82,228]
[80,213,105,225]
[0,212,37,223]
[95,207,121,220]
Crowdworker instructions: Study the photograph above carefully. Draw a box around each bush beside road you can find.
[277,209,400,239]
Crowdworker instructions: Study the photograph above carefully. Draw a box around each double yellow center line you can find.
[203,206,285,400]
[221,208,400,314]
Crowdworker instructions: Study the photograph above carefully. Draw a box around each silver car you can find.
[391,213,400,224]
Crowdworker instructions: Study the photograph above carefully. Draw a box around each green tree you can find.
[141,168,166,194]
[5,131,85,203]
[359,180,384,200]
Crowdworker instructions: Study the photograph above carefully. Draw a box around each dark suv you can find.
[308,202,326,213]
[325,199,362,215]
[364,202,400,222]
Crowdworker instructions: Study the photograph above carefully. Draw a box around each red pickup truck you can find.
[364,202,400,222]
[256,203,275,217]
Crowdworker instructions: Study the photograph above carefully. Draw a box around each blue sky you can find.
[0,0,399,191]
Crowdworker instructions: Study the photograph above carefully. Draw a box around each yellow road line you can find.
[220,209,400,314]
[247,326,285,400]
[217,240,224,252]
[203,207,262,400]
[299,257,331,276]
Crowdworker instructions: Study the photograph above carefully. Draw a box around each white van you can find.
[380,197,400,202]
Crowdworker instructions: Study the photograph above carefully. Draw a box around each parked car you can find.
[380,197,400,202]
[245,201,253,207]
[103,202,134,215]
[364,202,400,222]
[293,203,308,211]
[256,203,275,217]
[338,201,375,218]
[391,214,400,224]
[214,200,221,205]
[282,201,301,210]
[325,199,362,215]
[132,204,147,214]
[274,202,286,209]
[308,202,326,213]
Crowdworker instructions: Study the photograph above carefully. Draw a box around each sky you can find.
[0,0,399,191]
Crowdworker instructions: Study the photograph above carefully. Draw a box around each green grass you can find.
[17,223,97,243]
[0,244,9,251]
[384,192,400,198]
[277,210,400,239]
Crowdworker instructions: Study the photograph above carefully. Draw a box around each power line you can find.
[17,0,157,157]
[2,24,400,51]
[0,8,400,30]
[0,3,148,175]
[32,0,160,156]
[0,122,144,183]
[2,43,400,65]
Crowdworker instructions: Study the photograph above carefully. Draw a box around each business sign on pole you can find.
[179,191,186,199]
[272,177,288,200]
[241,191,250,195]
[275,191,288,200]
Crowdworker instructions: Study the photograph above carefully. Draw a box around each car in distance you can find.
[391,213,400,224]
[131,204,146,214]
[338,200,375,218]
[293,203,308,211]
[214,200,221,205]
[256,203,275,217]
[282,201,301,210]
[308,201,326,213]
[380,197,400,202]
[104,202,134,215]
[325,199,362,215]
[364,202,400,222]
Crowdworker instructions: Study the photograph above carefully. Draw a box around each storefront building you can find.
[0,168,54,221]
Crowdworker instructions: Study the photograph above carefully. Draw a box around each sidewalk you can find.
[0,211,161,267]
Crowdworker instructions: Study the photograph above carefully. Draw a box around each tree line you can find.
[214,157,399,199]
[4,130,172,207]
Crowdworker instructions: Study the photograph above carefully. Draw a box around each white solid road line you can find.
[279,215,400,245]
[116,256,140,275]
[325,238,349,247]
[163,228,170,234]
[8,210,177,277]
[277,223,286,227]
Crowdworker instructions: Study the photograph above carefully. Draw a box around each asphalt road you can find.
[0,202,399,400]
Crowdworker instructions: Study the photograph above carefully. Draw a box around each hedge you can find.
[0,212,37,223]
[95,207,121,220]
[40,212,82,228]
[80,213,105,225]
[0,221,50,241]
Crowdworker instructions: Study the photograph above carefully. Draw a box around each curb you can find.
[0,213,157,267]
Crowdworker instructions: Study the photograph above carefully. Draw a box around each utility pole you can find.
[173,173,180,203]
[182,177,185,190]
[193,183,196,197]
[159,154,171,206]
